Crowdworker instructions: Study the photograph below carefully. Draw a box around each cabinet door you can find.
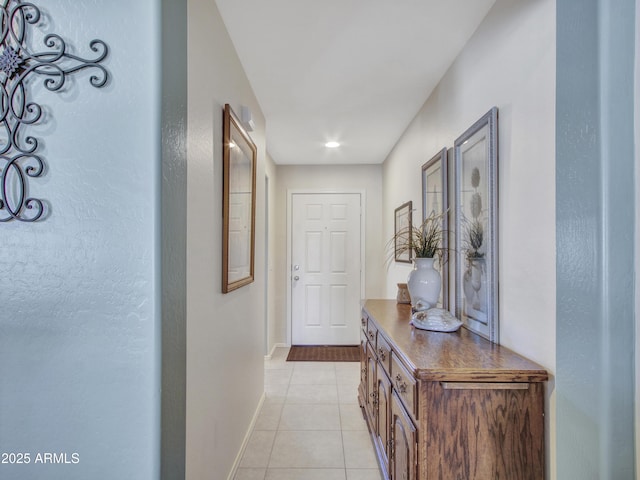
[391,392,417,480]
[376,370,391,476]
[425,382,545,479]
[365,342,377,421]
[360,329,367,389]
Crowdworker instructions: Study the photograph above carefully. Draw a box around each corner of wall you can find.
[161,0,188,478]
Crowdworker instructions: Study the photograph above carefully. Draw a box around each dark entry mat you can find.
[286,345,360,362]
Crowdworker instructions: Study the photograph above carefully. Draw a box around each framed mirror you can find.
[222,104,257,293]
[454,107,499,342]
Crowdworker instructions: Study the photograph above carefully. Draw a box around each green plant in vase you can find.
[388,210,447,263]
[388,211,447,311]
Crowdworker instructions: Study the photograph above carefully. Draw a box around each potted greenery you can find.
[389,211,447,311]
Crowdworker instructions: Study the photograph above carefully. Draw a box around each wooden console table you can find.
[358,299,548,480]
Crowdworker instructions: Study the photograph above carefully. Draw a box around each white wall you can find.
[272,164,384,348]
[265,153,279,355]
[381,0,556,477]
[186,2,267,478]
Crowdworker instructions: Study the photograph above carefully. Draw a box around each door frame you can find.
[286,189,366,346]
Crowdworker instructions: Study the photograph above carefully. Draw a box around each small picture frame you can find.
[422,147,448,309]
[454,107,499,342]
[394,201,412,263]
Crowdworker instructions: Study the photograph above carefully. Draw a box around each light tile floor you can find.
[234,347,383,480]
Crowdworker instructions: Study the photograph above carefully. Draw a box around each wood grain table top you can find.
[363,299,548,383]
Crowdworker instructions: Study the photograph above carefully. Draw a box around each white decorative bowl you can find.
[411,308,462,333]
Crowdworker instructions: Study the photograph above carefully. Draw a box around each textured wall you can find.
[0,1,162,479]
[636,0,640,471]
[556,0,636,477]
[161,0,188,477]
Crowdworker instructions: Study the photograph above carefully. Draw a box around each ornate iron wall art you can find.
[0,0,109,222]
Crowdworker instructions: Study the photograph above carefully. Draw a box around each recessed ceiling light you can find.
[325,141,340,148]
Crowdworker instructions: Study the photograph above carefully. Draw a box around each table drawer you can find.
[391,353,417,419]
[366,319,378,346]
[376,333,392,377]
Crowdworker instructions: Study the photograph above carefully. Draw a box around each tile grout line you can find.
[338,361,354,479]
[264,355,291,478]
[336,363,349,479]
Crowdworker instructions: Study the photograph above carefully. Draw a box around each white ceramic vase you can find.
[407,257,441,311]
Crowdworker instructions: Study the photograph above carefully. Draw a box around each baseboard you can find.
[226,391,266,480]
[264,342,288,360]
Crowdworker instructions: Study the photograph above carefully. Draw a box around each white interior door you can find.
[291,193,362,345]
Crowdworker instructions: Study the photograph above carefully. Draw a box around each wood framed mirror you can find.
[222,104,257,293]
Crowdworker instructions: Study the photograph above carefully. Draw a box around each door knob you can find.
[294,276,300,281]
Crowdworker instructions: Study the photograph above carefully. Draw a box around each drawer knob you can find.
[395,374,408,394]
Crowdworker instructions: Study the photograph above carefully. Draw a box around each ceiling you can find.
[215,0,496,165]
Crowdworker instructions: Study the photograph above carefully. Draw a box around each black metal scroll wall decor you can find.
[0,0,109,222]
